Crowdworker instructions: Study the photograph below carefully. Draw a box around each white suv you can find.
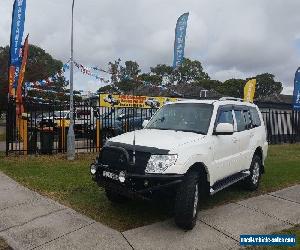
[90,97,268,230]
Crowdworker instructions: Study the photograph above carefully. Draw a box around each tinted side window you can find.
[234,110,246,132]
[243,110,252,129]
[250,107,261,127]
[217,110,233,125]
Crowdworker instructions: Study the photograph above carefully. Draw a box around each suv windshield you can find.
[146,103,213,134]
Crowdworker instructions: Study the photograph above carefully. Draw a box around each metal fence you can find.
[6,100,156,155]
[5,100,300,155]
[261,109,300,144]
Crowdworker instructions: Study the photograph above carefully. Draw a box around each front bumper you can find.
[91,163,184,199]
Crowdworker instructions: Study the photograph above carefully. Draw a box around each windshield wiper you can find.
[173,129,206,135]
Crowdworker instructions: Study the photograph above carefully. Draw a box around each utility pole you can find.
[67,0,75,160]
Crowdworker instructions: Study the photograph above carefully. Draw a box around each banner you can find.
[293,67,300,110]
[17,35,29,114]
[173,13,189,68]
[244,79,256,103]
[9,0,27,97]
[100,94,178,109]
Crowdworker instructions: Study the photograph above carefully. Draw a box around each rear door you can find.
[233,106,252,171]
[212,105,241,180]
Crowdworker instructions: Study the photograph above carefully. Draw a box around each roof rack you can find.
[219,97,244,102]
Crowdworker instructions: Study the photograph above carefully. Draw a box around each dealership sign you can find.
[100,94,178,109]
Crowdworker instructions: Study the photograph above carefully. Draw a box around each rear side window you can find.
[217,110,233,125]
[250,107,261,127]
[243,110,252,129]
[234,110,246,131]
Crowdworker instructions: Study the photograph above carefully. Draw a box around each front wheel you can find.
[242,154,262,191]
[174,170,200,230]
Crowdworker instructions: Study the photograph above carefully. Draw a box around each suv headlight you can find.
[145,155,178,174]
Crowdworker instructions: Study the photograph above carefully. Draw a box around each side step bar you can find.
[210,171,250,195]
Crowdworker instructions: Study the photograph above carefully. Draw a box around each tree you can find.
[196,79,222,90]
[150,64,173,85]
[108,59,121,84]
[0,45,67,106]
[252,73,283,99]
[120,61,141,80]
[138,73,161,86]
[217,78,245,98]
[0,47,9,111]
[173,58,210,84]
[106,60,142,94]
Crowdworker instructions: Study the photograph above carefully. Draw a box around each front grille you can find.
[127,150,151,174]
[99,146,151,174]
[100,147,128,171]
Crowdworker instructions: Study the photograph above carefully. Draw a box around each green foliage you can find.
[120,61,141,80]
[172,58,210,84]
[150,64,174,85]
[253,73,283,99]
[217,78,245,98]
[196,79,222,90]
[138,73,161,86]
[25,45,63,82]
[0,44,69,106]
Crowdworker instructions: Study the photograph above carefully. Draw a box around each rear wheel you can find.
[242,154,262,191]
[105,189,128,203]
[174,170,200,230]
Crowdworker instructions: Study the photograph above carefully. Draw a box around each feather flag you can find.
[293,67,300,110]
[16,34,29,107]
[244,79,256,103]
[9,0,27,97]
[173,13,189,68]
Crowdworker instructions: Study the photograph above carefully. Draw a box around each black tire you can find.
[174,170,200,230]
[105,189,128,203]
[242,154,262,191]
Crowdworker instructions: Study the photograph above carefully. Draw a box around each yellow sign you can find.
[55,119,70,127]
[100,94,178,109]
[244,79,256,103]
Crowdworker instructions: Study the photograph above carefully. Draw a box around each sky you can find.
[1,0,300,95]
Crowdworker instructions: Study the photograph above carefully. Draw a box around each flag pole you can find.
[67,0,75,160]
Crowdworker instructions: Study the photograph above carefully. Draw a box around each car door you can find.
[212,106,241,181]
[233,107,251,171]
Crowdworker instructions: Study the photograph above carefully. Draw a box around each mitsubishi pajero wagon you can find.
[91,97,268,230]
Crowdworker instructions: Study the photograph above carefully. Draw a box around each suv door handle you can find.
[232,137,238,143]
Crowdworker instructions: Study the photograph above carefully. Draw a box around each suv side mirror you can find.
[142,120,149,128]
[214,123,234,135]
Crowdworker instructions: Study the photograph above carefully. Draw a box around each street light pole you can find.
[67,0,75,160]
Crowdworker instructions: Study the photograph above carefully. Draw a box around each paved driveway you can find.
[0,172,299,250]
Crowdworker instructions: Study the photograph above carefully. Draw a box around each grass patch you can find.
[244,224,300,250]
[0,237,12,250]
[0,144,299,231]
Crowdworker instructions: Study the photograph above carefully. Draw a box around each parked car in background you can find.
[145,97,160,108]
[104,95,120,106]
[99,108,153,139]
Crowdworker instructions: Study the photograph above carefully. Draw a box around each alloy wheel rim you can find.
[193,184,199,217]
[252,162,260,184]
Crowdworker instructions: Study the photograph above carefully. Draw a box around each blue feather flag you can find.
[173,12,189,68]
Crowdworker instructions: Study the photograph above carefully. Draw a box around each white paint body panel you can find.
[108,99,268,186]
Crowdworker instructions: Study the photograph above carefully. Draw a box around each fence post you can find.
[22,118,28,155]
[96,119,101,151]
